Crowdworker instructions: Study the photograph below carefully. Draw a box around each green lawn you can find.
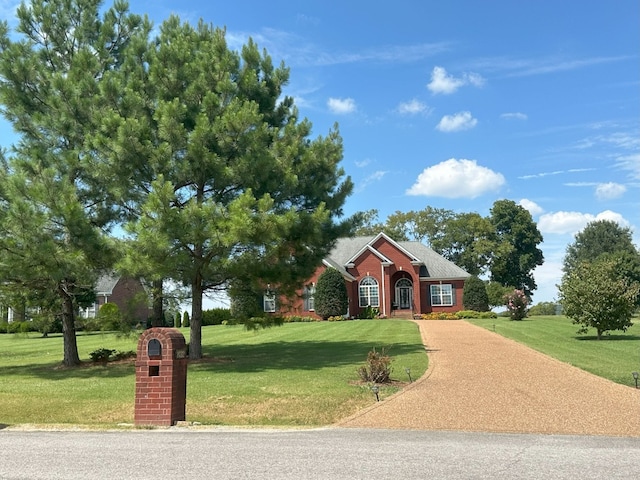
[468,315,640,388]
[0,320,427,427]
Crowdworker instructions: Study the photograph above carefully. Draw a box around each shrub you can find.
[462,276,490,312]
[0,320,7,333]
[419,312,459,320]
[314,268,349,320]
[455,310,499,319]
[357,347,392,384]
[182,311,190,328]
[89,348,116,363]
[503,289,529,320]
[243,315,284,331]
[202,308,232,326]
[174,311,181,328]
[283,315,318,323]
[357,305,379,319]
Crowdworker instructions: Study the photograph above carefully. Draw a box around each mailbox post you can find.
[134,328,188,426]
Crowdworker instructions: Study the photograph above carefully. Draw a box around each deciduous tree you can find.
[558,258,639,339]
[489,200,543,297]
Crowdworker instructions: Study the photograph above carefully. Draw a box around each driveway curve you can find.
[338,320,640,437]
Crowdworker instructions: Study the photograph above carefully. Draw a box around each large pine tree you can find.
[0,0,147,366]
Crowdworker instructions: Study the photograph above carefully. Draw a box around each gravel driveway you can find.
[338,320,640,437]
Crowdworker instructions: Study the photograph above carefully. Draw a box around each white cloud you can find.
[327,97,356,114]
[396,99,430,116]
[595,182,626,200]
[427,66,485,94]
[356,171,387,192]
[406,158,505,199]
[538,210,629,235]
[436,111,478,132]
[501,112,528,120]
[355,159,371,168]
[518,199,544,217]
[616,153,640,180]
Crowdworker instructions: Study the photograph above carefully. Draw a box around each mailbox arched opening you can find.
[148,339,162,358]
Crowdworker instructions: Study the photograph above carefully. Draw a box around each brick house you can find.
[80,274,150,323]
[268,232,471,319]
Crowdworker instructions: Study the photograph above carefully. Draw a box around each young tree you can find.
[462,275,489,312]
[563,220,640,306]
[0,0,145,366]
[558,258,640,339]
[489,200,544,297]
[97,17,353,358]
[314,268,349,320]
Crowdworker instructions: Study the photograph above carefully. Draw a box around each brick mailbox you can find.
[134,328,188,426]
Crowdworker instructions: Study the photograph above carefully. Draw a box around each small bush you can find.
[357,347,392,384]
[455,310,498,319]
[89,348,116,363]
[283,315,318,323]
[243,316,284,331]
[112,350,136,361]
[419,312,459,320]
[0,321,7,333]
[357,306,380,319]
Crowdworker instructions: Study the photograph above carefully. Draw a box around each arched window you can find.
[359,276,379,307]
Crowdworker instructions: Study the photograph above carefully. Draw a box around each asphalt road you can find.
[1,427,639,479]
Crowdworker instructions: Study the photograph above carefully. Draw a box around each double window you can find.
[359,276,379,307]
[430,284,453,306]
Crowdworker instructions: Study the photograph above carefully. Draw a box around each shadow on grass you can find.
[0,361,135,380]
[574,334,640,341]
[190,339,424,374]
[0,340,426,378]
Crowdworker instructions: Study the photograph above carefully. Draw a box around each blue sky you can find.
[1,1,638,306]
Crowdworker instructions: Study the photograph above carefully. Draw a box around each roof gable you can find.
[326,233,470,280]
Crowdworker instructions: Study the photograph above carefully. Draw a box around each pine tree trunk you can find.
[151,278,164,327]
[59,283,81,367]
[189,275,203,359]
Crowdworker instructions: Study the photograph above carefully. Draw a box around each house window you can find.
[303,284,316,312]
[359,276,379,307]
[430,284,453,306]
[263,293,276,313]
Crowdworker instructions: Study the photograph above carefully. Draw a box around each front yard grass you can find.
[0,320,427,427]
[468,315,640,388]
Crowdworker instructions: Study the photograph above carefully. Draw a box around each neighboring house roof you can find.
[95,274,121,295]
[325,233,470,281]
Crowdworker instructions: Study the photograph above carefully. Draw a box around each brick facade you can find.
[276,233,471,319]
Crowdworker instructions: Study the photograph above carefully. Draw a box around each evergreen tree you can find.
[462,275,489,312]
[94,17,353,358]
[314,268,348,319]
[0,0,146,366]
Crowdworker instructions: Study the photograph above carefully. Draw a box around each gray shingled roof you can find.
[326,234,470,280]
[95,274,120,295]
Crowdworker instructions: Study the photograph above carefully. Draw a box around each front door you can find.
[395,278,413,309]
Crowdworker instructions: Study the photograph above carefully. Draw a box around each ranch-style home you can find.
[268,232,471,319]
